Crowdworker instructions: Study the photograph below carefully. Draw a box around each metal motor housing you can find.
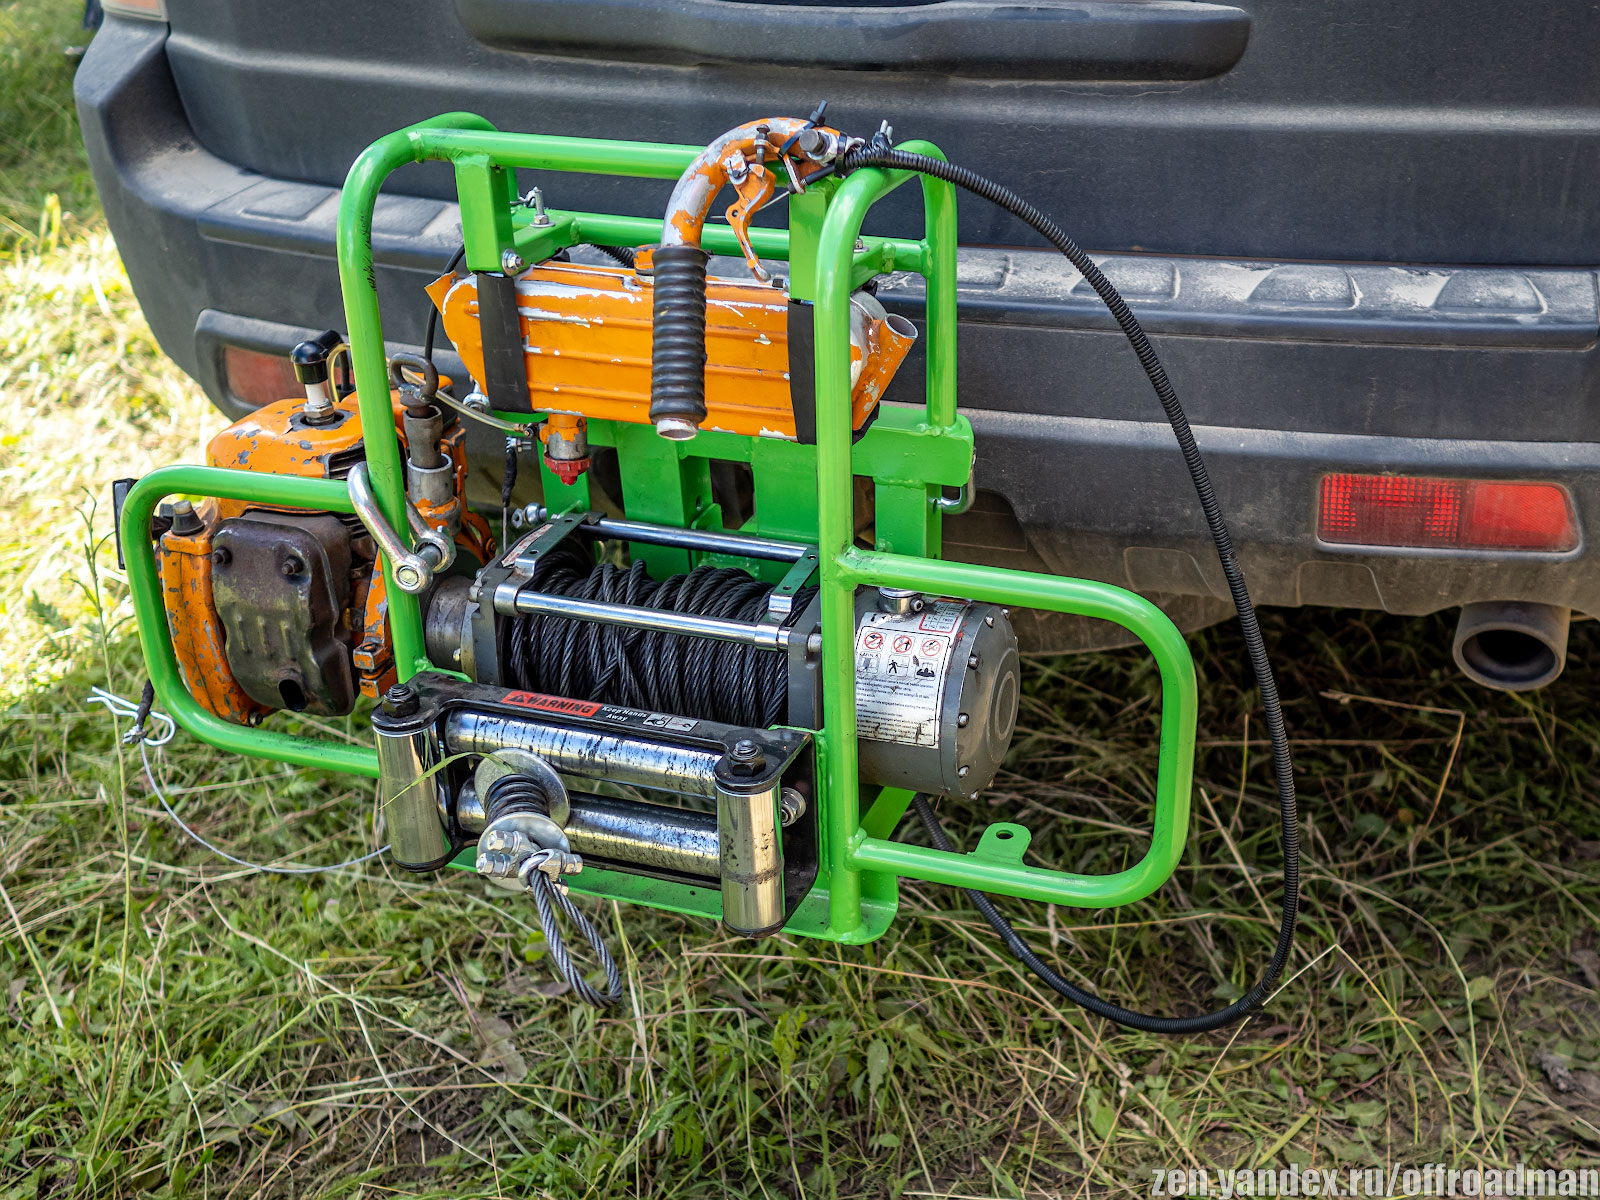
[847,590,1020,800]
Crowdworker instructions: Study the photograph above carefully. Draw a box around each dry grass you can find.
[2,1,1600,1195]
[0,208,216,698]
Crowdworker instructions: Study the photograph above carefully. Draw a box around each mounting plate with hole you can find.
[973,822,1032,866]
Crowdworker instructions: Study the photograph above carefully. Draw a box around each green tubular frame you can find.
[120,114,1197,942]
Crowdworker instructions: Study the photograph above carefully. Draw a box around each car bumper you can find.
[77,17,1600,631]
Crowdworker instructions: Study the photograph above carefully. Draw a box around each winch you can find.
[116,109,1299,1030]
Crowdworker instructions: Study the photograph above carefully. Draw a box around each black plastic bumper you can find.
[76,17,1600,631]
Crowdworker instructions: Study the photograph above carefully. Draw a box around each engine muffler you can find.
[1451,601,1571,691]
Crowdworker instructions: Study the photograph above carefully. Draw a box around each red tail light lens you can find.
[1319,474,1578,552]
[222,346,303,410]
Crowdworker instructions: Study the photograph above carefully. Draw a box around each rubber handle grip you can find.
[649,245,711,439]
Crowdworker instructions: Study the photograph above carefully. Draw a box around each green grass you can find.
[0,0,96,245]
[4,1,1600,1194]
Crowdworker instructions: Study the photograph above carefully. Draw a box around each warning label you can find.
[501,691,603,717]
[854,601,967,747]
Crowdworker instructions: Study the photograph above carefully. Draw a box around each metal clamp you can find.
[387,352,439,402]
[406,504,456,573]
[347,462,451,594]
[932,480,974,516]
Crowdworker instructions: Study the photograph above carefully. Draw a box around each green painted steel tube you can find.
[337,112,498,682]
[903,144,959,430]
[118,466,380,778]
[521,208,924,274]
[811,158,1195,924]
[810,161,925,934]
[334,115,918,680]
[840,549,1194,906]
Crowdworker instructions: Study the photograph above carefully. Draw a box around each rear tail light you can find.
[1318,473,1578,552]
[222,346,304,410]
[101,0,167,19]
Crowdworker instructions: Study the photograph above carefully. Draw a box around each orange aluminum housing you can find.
[426,262,915,439]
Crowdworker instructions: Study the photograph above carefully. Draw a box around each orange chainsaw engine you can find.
[158,334,493,722]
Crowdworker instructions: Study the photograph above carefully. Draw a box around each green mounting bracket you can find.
[119,114,1198,944]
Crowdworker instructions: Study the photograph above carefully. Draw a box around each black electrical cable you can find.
[500,438,520,545]
[838,144,1299,1034]
[423,244,467,371]
[504,539,814,728]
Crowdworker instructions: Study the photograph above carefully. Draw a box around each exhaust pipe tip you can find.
[1452,601,1571,692]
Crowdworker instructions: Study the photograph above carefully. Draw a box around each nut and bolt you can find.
[957,765,970,779]
[779,787,807,827]
[501,249,527,275]
[876,586,922,615]
[383,682,419,717]
[968,654,980,670]
[395,563,425,591]
[476,827,532,879]
[280,555,304,577]
[729,738,766,772]
[211,547,231,566]
[527,186,550,226]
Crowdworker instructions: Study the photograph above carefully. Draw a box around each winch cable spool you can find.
[483,772,624,1006]
[824,143,1301,1034]
[504,539,817,728]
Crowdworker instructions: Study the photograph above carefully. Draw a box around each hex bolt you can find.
[958,765,970,779]
[281,556,304,577]
[211,547,231,566]
[968,654,980,670]
[528,186,550,226]
[957,712,970,728]
[384,682,419,717]
[779,787,807,827]
[501,249,526,275]
[729,738,766,772]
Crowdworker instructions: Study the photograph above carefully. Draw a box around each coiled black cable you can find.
[839,144,1299,1034]
[504,539,814,728]
[482,771,550,823]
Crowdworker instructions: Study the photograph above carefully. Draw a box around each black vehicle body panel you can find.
[76,3,1600,635]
